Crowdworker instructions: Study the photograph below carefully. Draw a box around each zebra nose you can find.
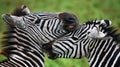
[58,12,80,32]
[64,23,78,32]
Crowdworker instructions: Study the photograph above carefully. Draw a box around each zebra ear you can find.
[21,5,30,14]
[2,14,25,28]
[100,20,112,27]
[2,14,15,26]
[12,5,30,16]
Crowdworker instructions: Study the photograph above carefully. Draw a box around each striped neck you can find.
[1,27,45,67]
[87,38,120,67]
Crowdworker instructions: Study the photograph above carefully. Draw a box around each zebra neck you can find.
[88,39,114,57]
[1,27,45,67]
[88,38,120,67]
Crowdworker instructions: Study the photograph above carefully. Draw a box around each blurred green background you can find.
[0,0,120,67]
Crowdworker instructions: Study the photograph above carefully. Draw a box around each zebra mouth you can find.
[64,24,78,32]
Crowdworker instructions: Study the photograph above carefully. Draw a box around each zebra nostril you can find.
[68,25,75,28]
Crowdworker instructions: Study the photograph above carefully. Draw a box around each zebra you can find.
[0,6,79,67]
[44,20,120,67]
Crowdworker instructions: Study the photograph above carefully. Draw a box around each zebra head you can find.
[43,19,113,59]
[2,12,79,44]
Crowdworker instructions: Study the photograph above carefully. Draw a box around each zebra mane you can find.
[85,20,99,24]
[85,19,110,25]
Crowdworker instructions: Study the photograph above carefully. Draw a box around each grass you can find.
[44,57,89,67]
[0,0,120,67]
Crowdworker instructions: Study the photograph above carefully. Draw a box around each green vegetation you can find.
[0,0,120,67]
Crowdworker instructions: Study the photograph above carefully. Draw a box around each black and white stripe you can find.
[0,6,79,67]
[46,20,120,67]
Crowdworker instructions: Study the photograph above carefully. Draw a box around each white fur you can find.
[87,26,106,39]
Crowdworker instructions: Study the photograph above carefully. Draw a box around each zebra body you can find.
[1,6,79,67]
[45,20,120,67]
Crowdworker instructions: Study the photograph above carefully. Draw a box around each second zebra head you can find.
[43,19,112,59]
